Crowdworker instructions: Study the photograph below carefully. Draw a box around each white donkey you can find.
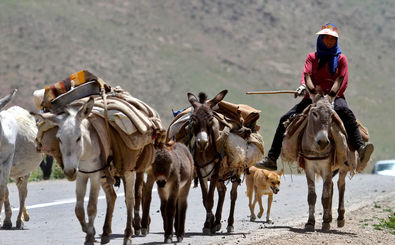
[0,90,42,229]
[35,98,136,245]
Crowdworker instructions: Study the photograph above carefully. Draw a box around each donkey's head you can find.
[33,98,94,181]
[152,141,176,188]
[187,90,227,152]
[305,95,335,152]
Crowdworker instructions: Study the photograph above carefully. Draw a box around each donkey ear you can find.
[77,97,94,121]
[0,89,17,111]
[187,92,200,109]
[30,111,62,125]
[207,90,228,108]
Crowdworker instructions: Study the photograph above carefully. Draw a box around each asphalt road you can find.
[1,174,394,245]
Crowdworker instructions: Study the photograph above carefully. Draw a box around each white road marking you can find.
[2,189,157,212]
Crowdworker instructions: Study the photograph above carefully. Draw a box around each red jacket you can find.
[300,52,348,98]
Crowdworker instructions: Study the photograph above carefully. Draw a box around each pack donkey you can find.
[33,97,155,245]
[151,141,193,243]
[186,90,263,234]
[290,94,357,231]
[0,90,42,229]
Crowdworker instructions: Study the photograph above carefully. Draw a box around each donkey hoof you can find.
[337,219,345,228]
[266,219,273,224]
[2,221,12,230]
[250,215,256,221]
[215,223,222,232]
[141,228,149,236]
[16,220,24,229]
[23,214,30,222]
[203,227,211,235]
[304,223,315,232]
[227,225,234,233]
[322,222,330,231]
[177,236,184,243]
[257,212,263,219]
[123,237,132,245]
[164,237,172,244]
[101,235,110,244]
[134,229,141,236]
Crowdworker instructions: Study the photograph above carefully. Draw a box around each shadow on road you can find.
[265,225,357,236]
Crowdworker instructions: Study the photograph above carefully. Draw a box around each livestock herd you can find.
[0,74,364,244]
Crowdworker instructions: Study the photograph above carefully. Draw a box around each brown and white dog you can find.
[246,166,283,223]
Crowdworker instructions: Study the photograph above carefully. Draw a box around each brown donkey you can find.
[186,90,264,234]
[152,141,194,243]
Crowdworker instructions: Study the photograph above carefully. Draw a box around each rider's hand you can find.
[294,84,306,98]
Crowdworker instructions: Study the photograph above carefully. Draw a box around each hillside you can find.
[1,0,394,171]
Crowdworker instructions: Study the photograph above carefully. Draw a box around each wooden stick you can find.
[246,90,297,95]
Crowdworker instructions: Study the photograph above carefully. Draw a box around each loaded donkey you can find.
[151,90,264,234]
[32,71,165,245]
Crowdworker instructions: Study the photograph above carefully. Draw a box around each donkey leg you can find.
[337,169,347,227]
[75,175,89,234]
[85,174,101,245]
[321,171,333,231]
[16,175,29,229]
[176,181,191,243]
[226,180,239,233]
[207,176,218,234]
[100,177,117,244]
[0,163,12,229]
[198,175,214,234]
[134,172,145,234]
[304,166,316,231]
[133,172,144,235]
[164,189,178,244]
[2,186,12,229]
[142,169,155,236]
[214,181,226,232]
[122,171,136,245]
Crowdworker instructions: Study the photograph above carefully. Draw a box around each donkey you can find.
[0,90,42,229]
[300,94,353,231]
[186,90,263,234]
[151,141,193,243]
[33,98,153,245]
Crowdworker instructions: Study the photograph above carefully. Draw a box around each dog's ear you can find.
[277,169,284,176]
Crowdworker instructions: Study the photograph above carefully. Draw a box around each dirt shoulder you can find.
[219,192,395,245]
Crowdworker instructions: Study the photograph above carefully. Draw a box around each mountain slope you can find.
[1,0,394,171]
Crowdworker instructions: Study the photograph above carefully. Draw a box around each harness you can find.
[187,117,225,179]
[296,117,333,169]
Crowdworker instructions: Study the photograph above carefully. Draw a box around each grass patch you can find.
[28,160,65,181]
[373,208,395,235]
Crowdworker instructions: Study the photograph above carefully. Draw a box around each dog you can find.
[246,166,283,223]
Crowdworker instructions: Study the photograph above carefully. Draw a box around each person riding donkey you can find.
[256,23,374,171]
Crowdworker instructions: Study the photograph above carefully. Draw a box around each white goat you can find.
[0,90,42,229]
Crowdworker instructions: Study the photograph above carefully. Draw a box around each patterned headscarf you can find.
[316,24,342,75]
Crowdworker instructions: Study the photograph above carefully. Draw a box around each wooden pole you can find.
[246,90,297,95]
